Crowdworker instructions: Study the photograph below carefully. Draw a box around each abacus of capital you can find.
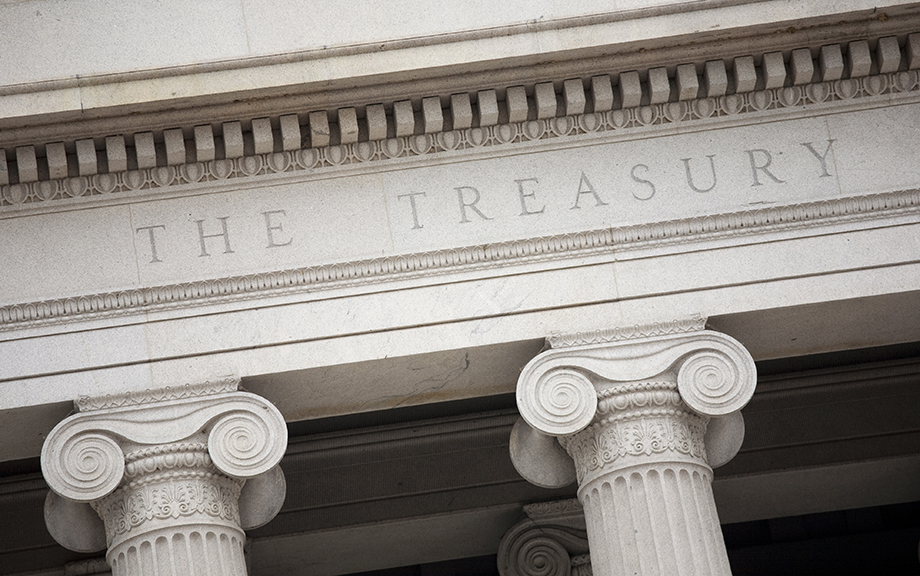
[40,377,288,576]
[506,318,756,576]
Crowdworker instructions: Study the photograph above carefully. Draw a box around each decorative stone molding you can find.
[1,35,918,208]
[511,320,755,576]
[41,377,288,576]
[547,317,706,348]
[2,187,919,332]
[516,321,755,437]
[571,555,593,576]
[74,378,239,412]
[522,499,585,520]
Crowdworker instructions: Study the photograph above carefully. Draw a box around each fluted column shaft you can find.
[41,378,288,576]
[561,380,729,576]
[511,319,756,576]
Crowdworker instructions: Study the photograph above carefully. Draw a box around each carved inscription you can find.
[395,141,835,231]
[134,210,294,264]
[131,141,836,265]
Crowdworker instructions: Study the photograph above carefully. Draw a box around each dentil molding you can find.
[1,36,918,210]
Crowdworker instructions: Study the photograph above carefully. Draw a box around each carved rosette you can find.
[512,320,755,576]
[41,378,288,576]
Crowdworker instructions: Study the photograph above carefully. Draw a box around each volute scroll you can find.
[40,378,291,569]
[518,328,757,422]
[516,367,598,437]
[42,429,126,503]
[207,399,288,479]
[675,337,757,417]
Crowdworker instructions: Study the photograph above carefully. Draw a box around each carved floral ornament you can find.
[505,322,754,576]
[40,378,288,555]
[510,321,755,488]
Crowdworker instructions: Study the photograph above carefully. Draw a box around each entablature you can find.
[1,18,918,228]
[0,25,917,329]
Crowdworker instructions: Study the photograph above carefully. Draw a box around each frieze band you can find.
[1,187,918,330]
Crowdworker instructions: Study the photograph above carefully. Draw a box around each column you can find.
[41,377,288,576]
[510,318,755,576]
[497,499,589,576]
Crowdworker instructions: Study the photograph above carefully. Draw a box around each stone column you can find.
[41,377,288,576]
[498,499,589,576]
[510,318,755,576]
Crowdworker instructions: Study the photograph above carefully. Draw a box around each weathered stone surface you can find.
[508,417,577,489]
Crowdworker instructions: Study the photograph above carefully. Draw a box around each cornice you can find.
[0,187,918,331]
[2,71,918,216]
[1,34,918,215]
[0,0,767,98]
[2,0,913,142]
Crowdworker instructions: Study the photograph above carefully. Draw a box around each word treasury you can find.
[133,140,837,267]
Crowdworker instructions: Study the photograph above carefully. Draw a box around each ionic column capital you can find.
[42,377,287,503]
[517,318,755,434]
[512,318,755,486]
[41,377,288,575]
[497,499,589,576]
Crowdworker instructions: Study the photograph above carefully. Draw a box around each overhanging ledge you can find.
[0,0,916,139]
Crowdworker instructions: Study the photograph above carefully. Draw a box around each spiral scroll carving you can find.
[519,368,597,436]
[44,432,125,502]
[208,411,285,478]
[516,537,572,576]
[498,520,587,576]
[677,348,755,416]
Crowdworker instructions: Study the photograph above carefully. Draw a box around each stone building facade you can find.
[1,1,920,574]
